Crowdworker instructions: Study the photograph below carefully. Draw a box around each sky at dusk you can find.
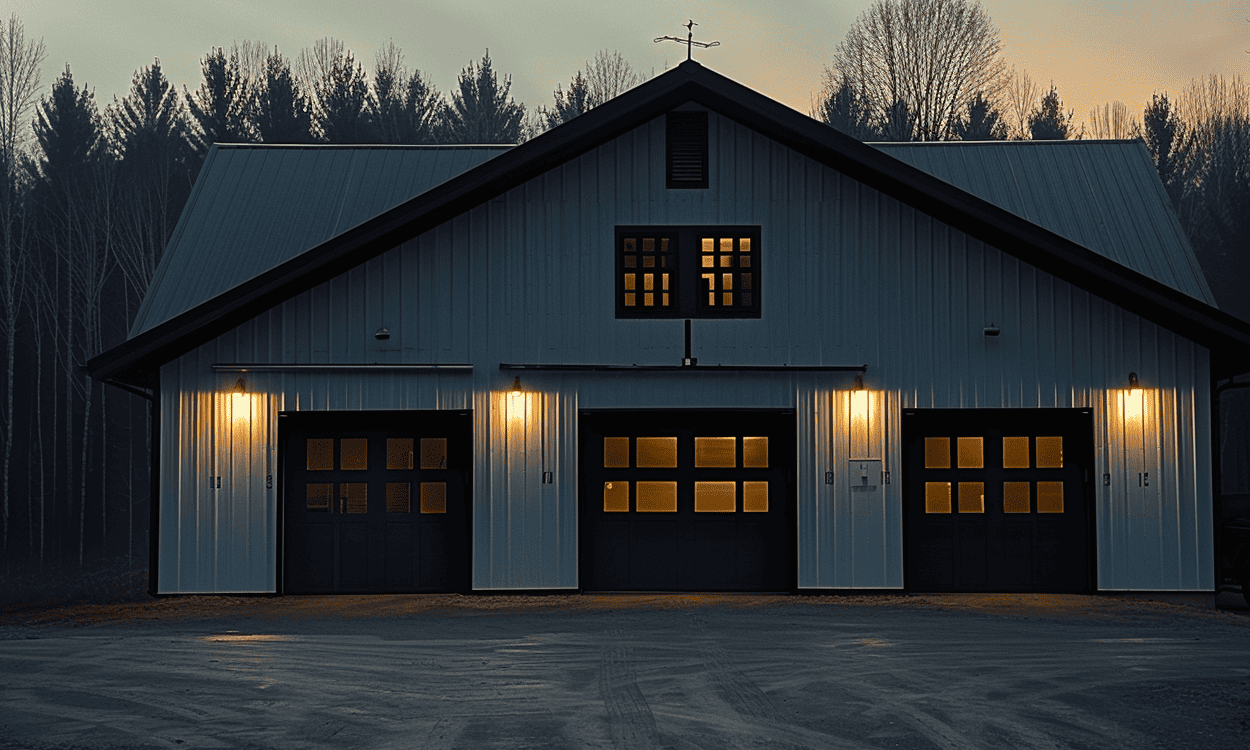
[10,0,1250,133]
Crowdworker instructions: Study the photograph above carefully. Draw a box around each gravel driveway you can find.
[2,593,1248,749]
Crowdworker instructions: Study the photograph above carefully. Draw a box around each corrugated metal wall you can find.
[155,108,1214,593]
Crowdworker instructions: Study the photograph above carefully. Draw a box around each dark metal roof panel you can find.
[874,141,1215,305]
[130,144,512,336]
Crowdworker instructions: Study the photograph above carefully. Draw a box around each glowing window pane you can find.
[695,437,736,467]
[636,437,677,468]
[1003,482,1030,513]
[660,238,670,252]
[1002,437,1030,468]
[625,293,635,306]
[695,481,736,512]
[662,293,670,306]
[702,238,714,253]
[342,483,368,513]
[723,292,733,306]
[644,293,654,306]
[603,481,628,512]
[722,274,733,290]
[720,255,733,267]
[1036,437,1063,468]
[743,481,768,512]
[924,438,950,469]
[387,438,414,470]
[662,273,670,290]
[743,437,768,468]
[624,238,636,252]
[341,439,368,470]
[702,255,714,267]
[306,483,332,511]
[707,293,716,306]
[624,273,635,291]
[307,439,334,471]
[958,482,984,513]
[604,437,630,468]
[925,482,951,513]
[636,481,677,512]
[740,238,751,252]
[643,238,654,252]
[720,238,732,252]
[420,482,447,513]
[386,483,411,513]
[1038,481,1064,513]
[957,437,983,469]
[703,273,715,290]
[642,256,655,267]
[420,438,447,469]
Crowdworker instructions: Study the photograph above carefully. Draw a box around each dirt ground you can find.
[2,593,1249,749]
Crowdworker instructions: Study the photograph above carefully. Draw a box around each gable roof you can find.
[131,144,511,336]
[89,60,1250,387]
[874,140,1215,305]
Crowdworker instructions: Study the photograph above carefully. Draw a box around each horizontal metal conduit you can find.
[211,363,473,372]
[499,363,867,373]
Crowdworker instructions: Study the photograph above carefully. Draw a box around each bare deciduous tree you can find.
[1087,101,1139,140]
[584,50,643,107]
[825,0,1008,141]
[1005,68,1038,140]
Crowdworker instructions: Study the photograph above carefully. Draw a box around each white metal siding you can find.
[155,110,1214,593]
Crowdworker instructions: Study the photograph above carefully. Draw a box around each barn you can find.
[88,61,1250,596]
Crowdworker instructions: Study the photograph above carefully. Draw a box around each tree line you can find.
[814,0,1250,322]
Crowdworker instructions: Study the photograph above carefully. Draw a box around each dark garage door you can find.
[580,410,794,591]
[903,408,1094,592]
[282,410,471,593]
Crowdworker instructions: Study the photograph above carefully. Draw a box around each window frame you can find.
[615,225,761,319]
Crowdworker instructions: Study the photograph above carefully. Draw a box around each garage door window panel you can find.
[617,227,759,319]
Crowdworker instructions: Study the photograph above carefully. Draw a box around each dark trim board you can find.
[279,409,472,594]
[579,408,796,592]
[902,408,1096,593]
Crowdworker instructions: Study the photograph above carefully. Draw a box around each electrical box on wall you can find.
[848,459,882,498]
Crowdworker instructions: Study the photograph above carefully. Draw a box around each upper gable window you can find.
[666,112,708,189]
[617,226,760,319]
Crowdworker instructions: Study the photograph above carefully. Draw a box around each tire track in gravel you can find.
[599,640,664,750]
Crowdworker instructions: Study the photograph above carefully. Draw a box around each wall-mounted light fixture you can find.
[230,377,249,425]
[1128,372,1140,389]
[850,374,870,427]
[506,376,526,421]
[374,327,391,340]
[1124,371,1144,422]
[983,322,1001,337]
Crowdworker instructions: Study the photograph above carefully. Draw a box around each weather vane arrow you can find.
[654,19,720,61]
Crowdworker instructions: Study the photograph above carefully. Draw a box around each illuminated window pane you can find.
[707,293,716,306]
[662,274,670,290]
[703,273,715,290]
[420,482,447,513]
[1003,482,1031,513]
[624,273,635,291]
[1002,437,1030,469]
[603,481,628,512]
[625,293,635,306]
[722,273,733,290]
[636,481,677,512]
[924,438,950,469]
[702,238,714,253]
[644,293,654,306]
[662,293,670,306]
[636,437,677,468]
[723,292,733,306]
[958,482,984,513]
[307,439,334,471]
[660,238,670,252]
[642,256,655,268]
[342,483,368,513]
[957,437,983,469]
[740,238,751,253]
[720,255,733,267]
[925,482,951,513]
[1038,481,1064,513]
[720,238,732,252]
[604,437,630,468]
[695,437,736,467]
[387,438,414,470]
[386,483,411,513]
[702,255,714,267]
[1036,437,1063,468]
[306,483,332,511]
[643,238,655,252]
[695,481,736,512]
[743,481,768,512]
[743,437,769,468]
[341,439,368,470]
[420,438,447,469]
[624,238,636,252]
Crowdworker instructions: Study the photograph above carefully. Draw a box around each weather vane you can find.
[653,20,720,61]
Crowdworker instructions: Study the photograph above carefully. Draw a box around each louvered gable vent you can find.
[666,112,708,189]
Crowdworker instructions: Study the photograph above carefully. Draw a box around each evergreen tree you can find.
[186,47,252,151]
[317,51,373,143]
[544,72,591,129]
[953,91,1008,140]
[32,66,104,192]
[1142,93,1189,208]
[1028,85,1072,140]
[815,75,879,140]
[443,51,524,144]
[370,43,441,144]
[880,98,915,141]
[254,49,311,143]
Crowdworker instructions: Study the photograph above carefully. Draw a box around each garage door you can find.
[903,408,1094,592]
[580,410,794,591]
[282,410,471,593]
